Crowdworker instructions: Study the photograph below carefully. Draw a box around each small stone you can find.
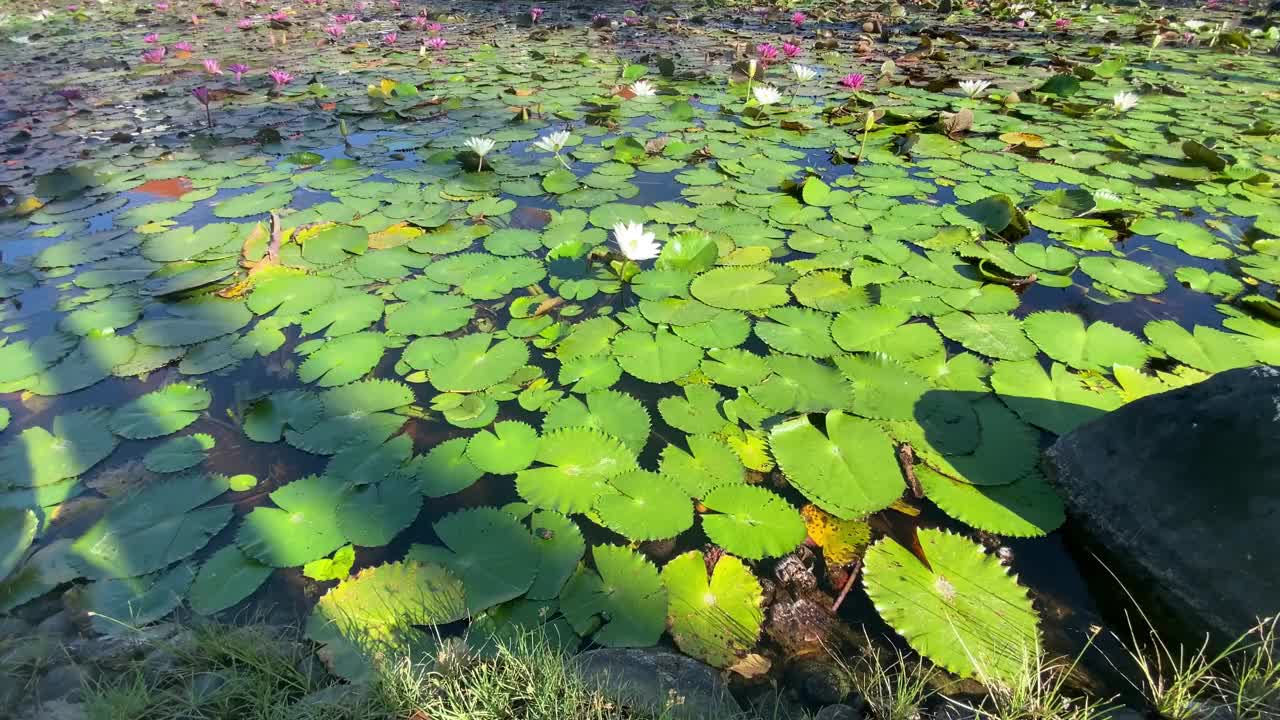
[2,634,63,667]
[576,647,743,720]
[817,703,865,720]
[22,698,87,720]
[35,663,94,704]
[190,672,228,699]
[0,617,34,639]
[36,611,75,639]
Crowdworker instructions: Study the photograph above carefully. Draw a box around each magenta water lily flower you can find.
[333,13,356,23]
[154,1,169,10]
[141,46,166,63]
[791,11,806,26]
[383,31,397,44]
[756,42,779,62]
[228,63,249,83]
[1055,17,1070,30]
[782,41,801,58]
[269,69,294,86]
[425,36,447,50]
[204,58,223,75]
[530,6,544,21]
[143,32,159,43]
[174,41,193,52]
[840,72,866,90]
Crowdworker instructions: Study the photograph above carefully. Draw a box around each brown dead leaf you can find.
[728,653,772,679]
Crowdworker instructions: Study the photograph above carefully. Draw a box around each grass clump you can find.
[82,622,672,720]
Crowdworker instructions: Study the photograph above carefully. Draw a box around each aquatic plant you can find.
[464,136,496,171]
[959,78,993,98]
[202,58,222,75]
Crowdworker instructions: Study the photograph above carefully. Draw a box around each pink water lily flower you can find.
[324,24,345,39]
[141,47,166,63]
[173,41,193,52]
[756,42,779,62]
[1055,17,1070,30]
[425,36,447,50]
[427,22,443,31]
[840,72,866,90]
[390,0,401,9]
[411,15,428,28]
[782,41,801,58]
[204,58,223,74]
[269,69,294,86]
[383,31,397,44]
[333,13,356,23]
[530,6,544,21]
[227,63,249,82]
[143,32,159,43]
[791,11,806,26]
[354,1,371,11]
[238,18,254,29]
[623,15,640,25]
[268,10,288,21]
[154,1,169,10]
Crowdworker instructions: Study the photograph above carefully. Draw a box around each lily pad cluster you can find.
[1,0,1278,688]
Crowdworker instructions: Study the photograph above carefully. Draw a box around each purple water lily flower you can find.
[193,86,215,129]
[840,72,866,90]
[227,63,249,83]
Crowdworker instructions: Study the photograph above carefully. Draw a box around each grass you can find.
[833,635,938,720]
[59,610,1280,720]
[80,621,678,720]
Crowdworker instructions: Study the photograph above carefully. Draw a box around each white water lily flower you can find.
[1094,189,1122,204]
[1112,91,1139,112]
[790,64,817,83]
[465,136,496,157]
[533,130,572,153]
[612,221,661,261]
[747,58,758,78]
[753,85,782,106]
[629,79,657,97]
[1184,19,1209,30]
[1019,10,1036,21]
[958,79,992,98]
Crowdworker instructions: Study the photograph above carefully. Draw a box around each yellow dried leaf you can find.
[889,498,921,517]
[998,132,1048,148]
[801,504,871,565]
[13,196,44,216]
[727,653,772,679]
[368,222,424,250]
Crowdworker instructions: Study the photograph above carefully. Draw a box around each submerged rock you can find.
[575,647,742,720]
[1044,365,1280,644]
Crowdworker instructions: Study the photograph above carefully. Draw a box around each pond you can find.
[0,0,1278,703]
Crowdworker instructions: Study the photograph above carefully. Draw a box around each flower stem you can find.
[205,104,214,130]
